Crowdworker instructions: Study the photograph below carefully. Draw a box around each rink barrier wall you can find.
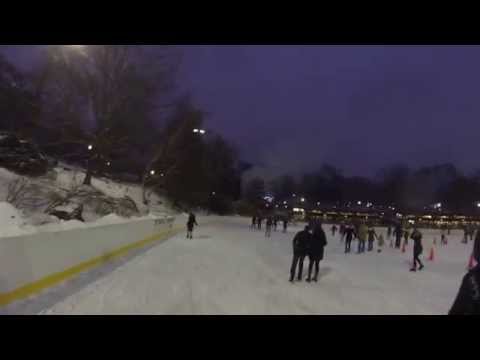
[0,216,182,308]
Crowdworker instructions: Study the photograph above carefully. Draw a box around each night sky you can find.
[3,45,480,180]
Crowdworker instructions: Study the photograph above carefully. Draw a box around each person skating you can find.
[331,224,338,237]
[251,215,257,230]
[441,228,448,246]
[273,217,278,232]
[289,225,311,282]
[462,225,468,244]
[340,223,346,238]
[357,222,368,253]
[377,233,385,253]
[257,216,262,230]
[448,235,480,314]
[282,218,288,233]
[393,224,403,249]
[403,228,410,246]
[367,226,377,252]
[344,224,357,253]
[387,225,392,239]
[186,212,198,239]
[468,225,475,241]
[306,223,327,283]
[410,228,424,272]
[265,217,273,237]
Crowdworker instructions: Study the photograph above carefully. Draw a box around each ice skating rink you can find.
[2,217,472,315]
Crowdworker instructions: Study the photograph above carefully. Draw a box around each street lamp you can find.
[193,128,206,135]
[87,144,93,151]
[150,170,156,176]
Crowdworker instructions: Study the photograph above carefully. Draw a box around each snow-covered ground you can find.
[0,164,175,238]
[2,217,473,315]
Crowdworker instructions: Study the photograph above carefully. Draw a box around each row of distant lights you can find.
[193,128,206,134]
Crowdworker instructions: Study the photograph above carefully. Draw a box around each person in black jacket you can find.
[186,212,198,239]
[331,224,338,237]
[344,224,357,253]
[257,216,262,230]
[449,236,480,314]
[282,218,288,233]
[410,228,424,271]
[273,217,278,231]
[251,215,257,230]
[265,217,273,237]
[289,225,311,282]
[393,224,403,249]
[306,223,327,282]
[367,226,377,252]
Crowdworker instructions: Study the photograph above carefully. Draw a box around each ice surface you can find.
[3,217,472,315]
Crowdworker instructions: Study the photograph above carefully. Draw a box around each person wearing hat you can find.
[449,234,480,314]
[289,225,311,282]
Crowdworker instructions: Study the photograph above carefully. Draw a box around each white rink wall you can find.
[0,216,175,295]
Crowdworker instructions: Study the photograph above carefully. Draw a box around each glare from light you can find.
[357,201,362,205]
[106,161,111,166]
[199,129,206,134]
[301,198,305,202]
[212,192,216,195]
[193,129,199,133]
[150,170,155,176]
[87,144,93,151]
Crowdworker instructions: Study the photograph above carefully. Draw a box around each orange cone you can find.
[428,246,435,261]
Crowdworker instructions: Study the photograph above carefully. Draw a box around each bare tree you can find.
[36,45,180,185]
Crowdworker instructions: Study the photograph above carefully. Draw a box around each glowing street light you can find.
[300,198,305,203]
[150,170,156,176]
[87,144,93,151]
[193,128,206,135]
[106,161,111,167]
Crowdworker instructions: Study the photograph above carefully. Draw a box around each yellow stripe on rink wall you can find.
[0,226,183,308]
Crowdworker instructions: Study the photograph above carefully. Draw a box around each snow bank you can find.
[0,163,177,237]
[0,202,35,237]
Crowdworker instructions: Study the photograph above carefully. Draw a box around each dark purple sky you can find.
[3,45,480,179]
